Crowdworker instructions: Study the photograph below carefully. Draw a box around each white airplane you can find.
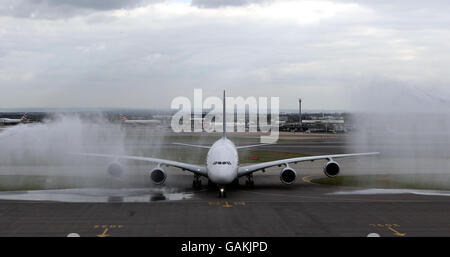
[0,113,28,125]
[120,114,161,126]
[81,92,379,197]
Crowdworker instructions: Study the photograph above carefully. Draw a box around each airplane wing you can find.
[172,143,211,149]
[76,153,207,176]
[238,152,379,177]
[235,143,273,149]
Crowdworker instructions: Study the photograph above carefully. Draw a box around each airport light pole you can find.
[298,98,302,132]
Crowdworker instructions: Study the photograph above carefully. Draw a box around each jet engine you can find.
[323,160,340,178]
[107,162,126,179]
[280,167,296,184]
[150,167,167,185]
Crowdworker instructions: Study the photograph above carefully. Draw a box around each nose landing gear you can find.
[218,187,227,198]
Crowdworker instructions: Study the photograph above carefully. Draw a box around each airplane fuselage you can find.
[0,118,22,125]
[206,138,239,185]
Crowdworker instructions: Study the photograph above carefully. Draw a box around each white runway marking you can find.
[367,233,380,237]
[67,233,80,237]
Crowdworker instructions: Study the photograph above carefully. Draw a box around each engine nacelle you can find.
[150,167,167,185]
[107,162,125,178]
[280,167,296,185]
[323,161,340,178]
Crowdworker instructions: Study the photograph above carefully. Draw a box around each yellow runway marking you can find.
[222,201,233,208]
[387,226,406,237]
[302,175,320,184]
[94,224,123,237]
[369,224,406,237]
[96,228,109,237]
[208,201,246,207]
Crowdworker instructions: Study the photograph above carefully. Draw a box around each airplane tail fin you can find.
[20,113,28,121]
[222,90,226,139]
[119,114,127,123]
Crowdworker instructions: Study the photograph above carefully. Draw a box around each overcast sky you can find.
[1,0,450,111]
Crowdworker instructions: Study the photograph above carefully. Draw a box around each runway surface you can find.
[0,172,449,237]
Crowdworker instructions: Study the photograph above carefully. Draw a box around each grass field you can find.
[0,175,125,191]
[311,174,450,191]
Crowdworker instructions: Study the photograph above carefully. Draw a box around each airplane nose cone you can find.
[208,169,236,185]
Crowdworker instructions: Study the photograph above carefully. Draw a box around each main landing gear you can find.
[192,175,202,189]
[245,174,254,187]
[208,179,216,189]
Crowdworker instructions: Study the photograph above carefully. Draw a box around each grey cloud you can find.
[336,0,450,8]
[43,0,146,10]
[191,0,272,8]
[1,1,450,110]
[0,0,161,19]
[336,0,450,30]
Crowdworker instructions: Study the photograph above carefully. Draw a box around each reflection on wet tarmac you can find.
[0,188,194,203]
[329,188,450,197]
[107,196,124,203]
[150,193,167,201]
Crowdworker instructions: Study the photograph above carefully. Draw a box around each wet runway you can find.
[0,173,449,237]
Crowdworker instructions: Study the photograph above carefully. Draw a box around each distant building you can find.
[279,112,346,133]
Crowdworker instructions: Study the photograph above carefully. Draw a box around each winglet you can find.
[223,90,226,139]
